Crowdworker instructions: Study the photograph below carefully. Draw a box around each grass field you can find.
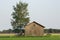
[0,35,60,40]
[0,33,60,40]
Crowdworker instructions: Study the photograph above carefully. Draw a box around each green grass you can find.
[0,35,60,40]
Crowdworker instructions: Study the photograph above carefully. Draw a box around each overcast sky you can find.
[0,0,60,31]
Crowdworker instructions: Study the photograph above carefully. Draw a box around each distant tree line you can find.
[44,29,60,33]
[0,29,13,33]
[0,29,60,33]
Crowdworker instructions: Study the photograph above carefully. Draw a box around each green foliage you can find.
[13,29,20,33]
[11,1,29,30]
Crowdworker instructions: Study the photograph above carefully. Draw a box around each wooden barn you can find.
[25,21,45,36]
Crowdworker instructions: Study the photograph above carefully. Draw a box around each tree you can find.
[2,29,13,33]
[48,28,52,33]
[11,1,29,32]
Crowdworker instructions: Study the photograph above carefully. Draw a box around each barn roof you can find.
[32,21,45,28]
[26,21,45,28]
